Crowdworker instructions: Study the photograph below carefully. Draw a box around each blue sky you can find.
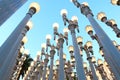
[0,0,120,68]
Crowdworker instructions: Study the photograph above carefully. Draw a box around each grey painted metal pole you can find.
[48,50,55,80]
[86,53,98,80]
[58,38,65,80]
[5,28,28,79]
[42,59,49,80]
[69,26,86,80]
[0,8,35,80]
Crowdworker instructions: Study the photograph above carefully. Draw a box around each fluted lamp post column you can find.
[61,9,86,80]
[0,2,40,80]
[111,0,120,6]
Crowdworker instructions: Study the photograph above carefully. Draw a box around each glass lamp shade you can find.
[112,40,118,46]
[26,20,33,30]
[47,70,50,75]
[26,71,30,75]
[97,59,103,65]
[34,57,37,62]
[63,27,69,33]
[22,36,28,44]
[86,76,91,80]
[64,64,68,69]
[56,60,59,66]
[86,41,92,48]
[71,58,75,63]
[46,34,52,40]
[60,9,68,16]
[28,66,32,71]
[85,25,93,33]
[53,65,56,70]
[104,61,108,66]
[29,2,40,13]
[99,50,104,56]
[77,36,83,44]
[83,62,87,69]
[82,2,89,6]
[97,12,106,21]
[30,61,35,67]
[71,72,75,77]
[111,0,118,5]
[24,49,29,55]
[117,45,120,51]
[68,45,74,52]
[71,16,78,22]
[37,51,41,57]
[92,56,96,63]
[20,46,24,53]
[53,22,59,29]
[109,19,116,26]
[63,53,66,60]
[41,43,46,49]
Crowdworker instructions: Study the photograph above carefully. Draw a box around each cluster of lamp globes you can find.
[70,0,120,6]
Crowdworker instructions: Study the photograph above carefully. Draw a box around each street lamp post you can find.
[61,9,86,80]
[0,2,40,80]
[48,46,56,80]
[8,22,32,79]
[52,22,68,80]
[77,38,98,80]
[71,0,120,79]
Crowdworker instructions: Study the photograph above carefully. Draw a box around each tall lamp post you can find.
[61,9,86,80]
[85,24,120,78]
[71,1,120,79]
[46,34,56,80]
[52,22,69,80]
[0,2,40,80]
[77,39,98,80]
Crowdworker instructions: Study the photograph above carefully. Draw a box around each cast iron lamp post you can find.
[61,9,86,80]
